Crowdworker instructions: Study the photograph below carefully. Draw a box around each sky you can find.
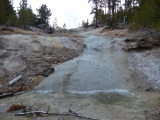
[13,0,94,29]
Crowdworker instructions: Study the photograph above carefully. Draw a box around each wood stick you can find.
[15,111,48,116]
[8,75,22,86]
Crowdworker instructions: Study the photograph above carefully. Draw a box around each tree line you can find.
[1,0,160,30]
[87,0,160,30]
[0,0,52,28]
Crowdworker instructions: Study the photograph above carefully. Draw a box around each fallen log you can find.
[8,75,22,86]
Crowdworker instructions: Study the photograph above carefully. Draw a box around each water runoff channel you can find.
[34,35,134,104]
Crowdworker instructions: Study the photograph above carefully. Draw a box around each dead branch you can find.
[14,101,99,120]
[36,103,46,110]
[0,92,14,98]
[74,103,90,112]
[0,91,26,99]
[30,100,40,111]
[15,110,100,120]
[32,100,40,106]
[0,85,25,99]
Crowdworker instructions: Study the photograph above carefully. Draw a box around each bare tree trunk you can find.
[95,0,98,28]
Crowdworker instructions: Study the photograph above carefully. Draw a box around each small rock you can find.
[145,87,152,91]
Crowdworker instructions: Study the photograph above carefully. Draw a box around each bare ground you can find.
[0,26,86,94]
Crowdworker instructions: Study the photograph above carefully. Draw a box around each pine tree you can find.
[88,0,99,27]
[36,4,52,28]
[131,0,160,28]
[0,0,16,25]
[18,0,36,27]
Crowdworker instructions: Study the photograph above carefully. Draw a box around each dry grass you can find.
[0,26,45,35]
[14,29,39,35]
[50,33,85,38]
[0,26,85,39]
[86,27,130,37]
[51,38,62,49]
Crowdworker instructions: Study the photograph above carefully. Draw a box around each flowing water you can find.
[35,35,132,101]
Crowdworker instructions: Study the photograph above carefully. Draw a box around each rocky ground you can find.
[1,26,160,93]
[1,26,160,120]
[0,26,86,95]
[85,27,160,91]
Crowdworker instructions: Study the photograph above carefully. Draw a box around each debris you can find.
[8,75,22,86]
[0,91,26,99]
[15,110,100,120]
[14,101,99,120]
[125,38,138,43]
[31,67,55,77]
[39,67,55,77]
[7,103,25,112]
[0,92,14,98]
[1,27,14,32]
[0,85,25,99]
